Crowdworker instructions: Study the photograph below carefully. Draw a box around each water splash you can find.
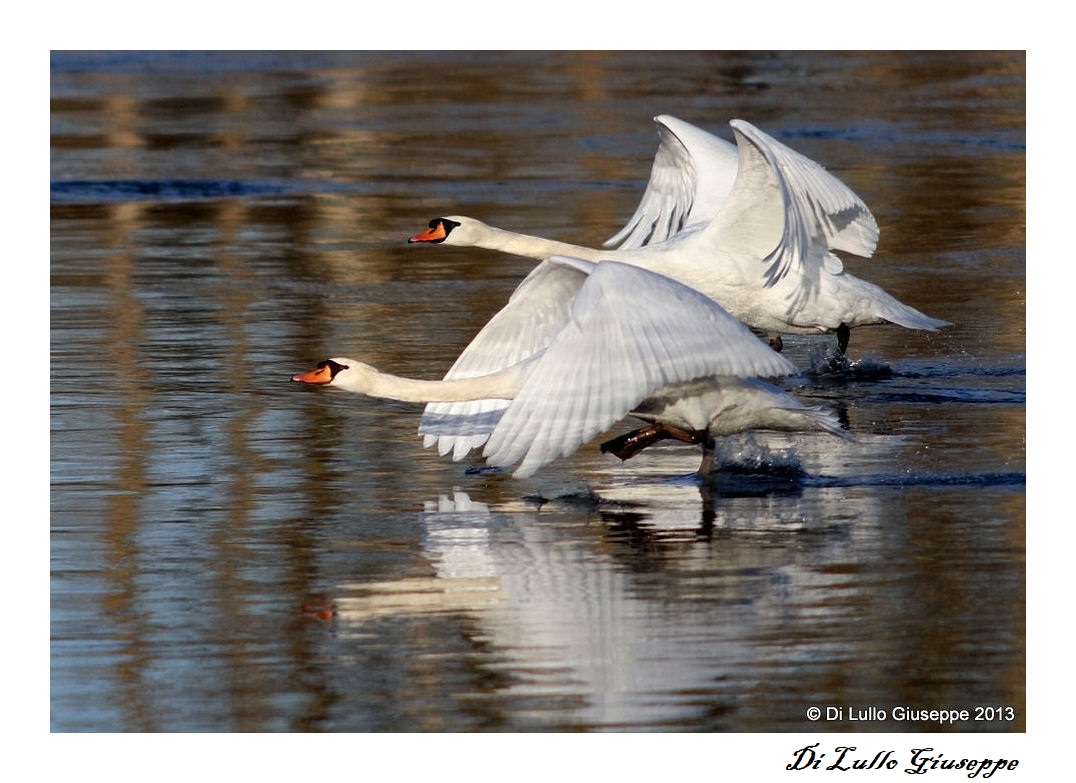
[707,433,806,477]
[807,346,893,382]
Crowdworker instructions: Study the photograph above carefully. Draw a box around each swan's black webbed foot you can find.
[769,334,784,352]
[601,423,706,461]
[836,323,850,355]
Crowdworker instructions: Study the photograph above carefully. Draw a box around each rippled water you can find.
[50,51,1024,737]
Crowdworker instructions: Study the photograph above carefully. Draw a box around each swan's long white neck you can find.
[324,358,533,403]
[463,221,605,261]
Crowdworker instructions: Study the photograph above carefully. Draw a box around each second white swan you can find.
[293,258,849,477]
[409,117,950,353]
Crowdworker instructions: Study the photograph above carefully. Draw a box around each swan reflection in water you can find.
[329,428,894,730]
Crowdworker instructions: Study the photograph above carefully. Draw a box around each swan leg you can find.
[600,423,706,461]
[837,323,850,355]
[769,334,784,352]
[697,435,718,477]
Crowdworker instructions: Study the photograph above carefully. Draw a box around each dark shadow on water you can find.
[803,470,1026,489]
[50,178,293,203]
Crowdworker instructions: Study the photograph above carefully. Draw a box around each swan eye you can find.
[316,359,349,378]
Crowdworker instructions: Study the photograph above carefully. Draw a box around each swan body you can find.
[409,117,950,349]
[293,258,846,477]
[630,377,846,439]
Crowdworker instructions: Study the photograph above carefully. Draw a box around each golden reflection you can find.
[206,198,271,730]
[99,199,156,730]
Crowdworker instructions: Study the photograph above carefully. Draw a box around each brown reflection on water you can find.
[97,201,156,730]
[208,201,279,731]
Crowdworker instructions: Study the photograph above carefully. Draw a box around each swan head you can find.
[408,216,484,246]
[291,358,376,391]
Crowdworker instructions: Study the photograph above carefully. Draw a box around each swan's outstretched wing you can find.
[604,115,739,249]
[419,257,590,459]
[725,119,879,287]
[483,259,796,477]
[606,116,878,264]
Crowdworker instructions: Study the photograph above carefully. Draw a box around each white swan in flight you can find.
[409,117,949,353]
[292,258,848,477]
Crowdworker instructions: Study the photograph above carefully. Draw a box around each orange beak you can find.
[408,221,447,243]
[291,363,334,384]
